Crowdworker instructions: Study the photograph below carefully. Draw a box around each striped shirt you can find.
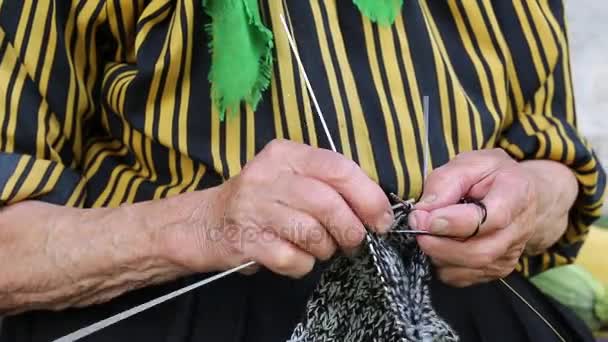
[0,0,605,281]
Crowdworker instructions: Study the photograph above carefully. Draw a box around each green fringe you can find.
[203,0,403,119]
[203,0,274,120]
[353,0,404,26]
[241,0,274,115]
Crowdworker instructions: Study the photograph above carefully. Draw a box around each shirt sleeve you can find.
[0,3,106,208]
[497,0,606,276]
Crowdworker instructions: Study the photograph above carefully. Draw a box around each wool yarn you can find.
[288,210,459,341]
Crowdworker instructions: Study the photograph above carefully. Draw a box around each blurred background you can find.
[567,0,608,215]
[535,3,608,339]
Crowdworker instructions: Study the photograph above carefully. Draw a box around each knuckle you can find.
[455,150,475,161]
[426,166,451,187]
[333,157,359,182]
[304,223,332,258]
[481,265,497,279]
[429,165,450,180]
[239,166,264,184]
[474,250,496,268]
[308,151,358,184]
[491,148,509,159]
[367,188,390,215]
[486,262,512,279]
[318,191,346,224]
[319,193,362,234]
[262,139,290,158]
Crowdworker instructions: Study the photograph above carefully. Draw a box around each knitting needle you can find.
[277,15,440,237]
[390,230,439,236]
[416,92,567,342]
[52,261,255,342]
[52,14,345,342]
[388,98,430,235]
[283,15,566,341]
[280,13,336,153]
[422,95,430,179]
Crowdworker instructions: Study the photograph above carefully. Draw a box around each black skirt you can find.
[1,266,594,342]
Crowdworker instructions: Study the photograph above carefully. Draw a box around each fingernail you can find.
[430,218,448,234]
[419,194,437,204]
[376,210,394,233]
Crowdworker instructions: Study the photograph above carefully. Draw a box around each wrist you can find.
[520,160,578,253]
[153,186,229,274]
[520,160,578,219]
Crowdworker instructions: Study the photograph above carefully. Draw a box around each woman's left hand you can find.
[410,149,538,287]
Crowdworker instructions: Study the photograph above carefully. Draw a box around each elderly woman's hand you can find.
[409,149,539,287]
[168,139,394,279]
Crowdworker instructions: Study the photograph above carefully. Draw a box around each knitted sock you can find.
[288,215,459,341]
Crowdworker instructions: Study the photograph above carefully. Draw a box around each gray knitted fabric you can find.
[288,208,459,341]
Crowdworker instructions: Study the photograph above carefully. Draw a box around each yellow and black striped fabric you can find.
[0,0,604,276]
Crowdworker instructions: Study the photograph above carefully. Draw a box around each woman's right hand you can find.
[168,139,394,278]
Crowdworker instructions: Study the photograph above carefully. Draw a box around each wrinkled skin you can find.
[410,149,538,287]
[194,139,394,278]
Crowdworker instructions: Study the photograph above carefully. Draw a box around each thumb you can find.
[416,149,512,211]
[416,166,468,211]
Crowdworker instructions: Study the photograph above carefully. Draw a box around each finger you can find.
[475,169,530,231]
[416,223,515,268]
[244,231,315,278]
[423,203,488,238]
[427,255,450,267]
[272,173,366,252]
[436,266,490,287]
[260,140,394,232]
[407,210,430,231]
[260,203,338,261]
[416,149,512,211]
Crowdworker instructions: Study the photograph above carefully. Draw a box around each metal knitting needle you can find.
[391,230,438,236]
[53,14,340,342]
[422,95,431,180]
[414,94,567,341]
[55,12,564,342]
[283,16,566,341]
[280,14,336,153]
[279,15,429,241]
[389,95,431,235]
[282,14,433,240]
[53,261,255,342]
